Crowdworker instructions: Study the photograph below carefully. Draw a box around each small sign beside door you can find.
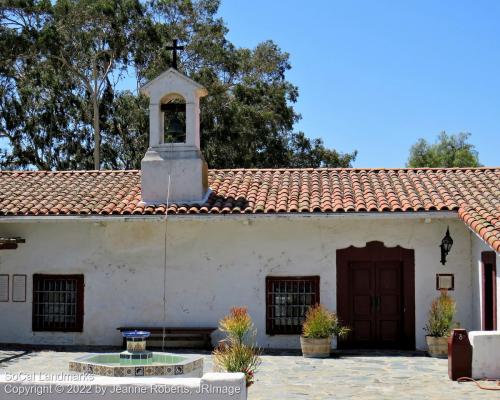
[436,274,454,291]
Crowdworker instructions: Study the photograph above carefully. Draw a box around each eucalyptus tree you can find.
[0,0,143,169]
[48,0,143,169]
[1,0,357,170]
[0,0,94,169]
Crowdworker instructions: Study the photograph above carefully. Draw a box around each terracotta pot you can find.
[300,336,332,358]
[426,335,449,358]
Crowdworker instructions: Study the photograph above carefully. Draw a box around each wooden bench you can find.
[117,327,216,350]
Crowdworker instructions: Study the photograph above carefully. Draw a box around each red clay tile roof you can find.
[0,168,499,251]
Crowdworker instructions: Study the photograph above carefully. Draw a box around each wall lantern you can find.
[440,227,453,265]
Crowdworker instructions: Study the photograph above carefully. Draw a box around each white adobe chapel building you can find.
[0,68,498,351]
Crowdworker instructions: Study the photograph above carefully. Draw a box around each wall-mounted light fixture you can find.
[440,227,453,265]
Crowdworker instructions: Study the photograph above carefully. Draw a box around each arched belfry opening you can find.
[160,93,186,144]
[139,67,208,204]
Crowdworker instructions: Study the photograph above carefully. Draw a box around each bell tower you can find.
[140,67,208,204]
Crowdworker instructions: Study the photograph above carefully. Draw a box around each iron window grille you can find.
[266,276,320,335]
[32,274,84,332]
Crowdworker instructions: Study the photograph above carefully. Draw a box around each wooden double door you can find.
[348,261,403,348]
[337,242,415,349]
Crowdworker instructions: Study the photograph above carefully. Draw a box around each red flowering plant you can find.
[213,307,261,387]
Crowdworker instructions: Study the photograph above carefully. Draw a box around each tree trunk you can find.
[92,60,100,171]
[93,94,100,170]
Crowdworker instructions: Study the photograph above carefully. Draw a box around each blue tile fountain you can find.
[69,330,203,377]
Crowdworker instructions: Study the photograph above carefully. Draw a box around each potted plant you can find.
[424,291,456,358]
[300,304,350,358]
[213,307,261,387]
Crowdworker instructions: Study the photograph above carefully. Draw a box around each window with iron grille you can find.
[266,276,320,335]
[32,275,84,332]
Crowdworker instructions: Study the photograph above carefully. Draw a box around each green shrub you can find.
[424,291,456,337]
[213,341,261,386]
[213,307,261,386]
[302,304,350,339]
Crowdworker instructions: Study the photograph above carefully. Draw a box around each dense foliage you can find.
[302,304,350,339]
[424,291,456,337]
[407,132,481,168]
[0,0,356,170]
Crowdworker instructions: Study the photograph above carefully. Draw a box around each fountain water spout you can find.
[120,330,152,364]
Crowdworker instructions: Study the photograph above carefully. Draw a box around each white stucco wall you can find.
[0,215,479,350]
[470,232,500,330]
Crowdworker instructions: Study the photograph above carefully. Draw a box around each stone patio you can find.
[0,348,496,399]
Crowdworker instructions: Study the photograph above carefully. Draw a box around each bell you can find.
[165,114,185,142]
[166,114,184,136]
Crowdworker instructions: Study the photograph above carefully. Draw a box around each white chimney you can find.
[140,68,208,204]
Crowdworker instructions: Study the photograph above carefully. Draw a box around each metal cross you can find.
[166,39,185,70]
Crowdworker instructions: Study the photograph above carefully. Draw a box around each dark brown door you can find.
[337,241,415,350]
[349,262,376,346]
[481,252,497,331]
[376,261,403,347]
[348,261,403,348]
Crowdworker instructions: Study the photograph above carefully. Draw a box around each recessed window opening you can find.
[32,274,84,332]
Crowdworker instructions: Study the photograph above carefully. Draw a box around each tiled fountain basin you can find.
[69,353,203,377]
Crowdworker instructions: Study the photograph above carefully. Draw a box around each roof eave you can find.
[0,210,459,223]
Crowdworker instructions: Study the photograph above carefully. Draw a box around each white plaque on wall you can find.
[12,274,26,302]
[0,275,8,302]
[436,274,454,291]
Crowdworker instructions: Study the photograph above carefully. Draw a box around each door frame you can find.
[337,241,415,350]
[481,251,497,331]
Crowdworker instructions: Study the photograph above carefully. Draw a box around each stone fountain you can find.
[69,330,203,377]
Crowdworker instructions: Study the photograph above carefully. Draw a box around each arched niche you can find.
[160,93,187,144]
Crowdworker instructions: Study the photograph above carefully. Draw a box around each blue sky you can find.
[216,0,500,167]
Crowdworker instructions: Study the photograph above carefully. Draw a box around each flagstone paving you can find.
[0,348,497,399]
